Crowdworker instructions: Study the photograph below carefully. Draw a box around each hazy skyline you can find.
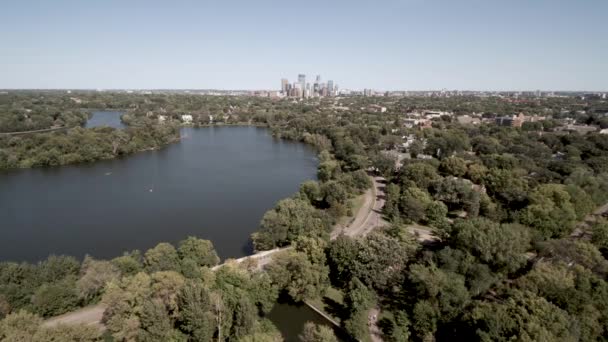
[1,0,606,91]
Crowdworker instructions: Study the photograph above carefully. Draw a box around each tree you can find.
[372,153,396,177]
[252,198,331,250]
[327,235,359,288]
[425,201,449,230]
[424,129,470,159]
[565,184,595,220]
[77,256,120,302]
[538,239,608,276]
[408,264,470,321]
[102,272,152,341]
[267,251,329,302]
[343,278,375,315]
[138,298,174,342]
[519,184,577,239]
[38,255,80,283]
[144,243,181,273]
[318,160,340,182]
[177,281,215,342]
[299,322,338,342]
[383,310,411,342]
[151,271,186,316]
[483,168,529,207]
[31,277,79,317]
[464,290,576,342]
[33,324,103,342]
[111,251,143,276]
[178,237,220,268]
[383,183,401,221]
[439,157,467,177]
[299,181,322,204]
[0,310,42,342]
[400,186,432,223]
[466,163,488,184]
[399,162,440,190]
[591,219,608,256]
[351,233,416,290]
[451,218,530,273]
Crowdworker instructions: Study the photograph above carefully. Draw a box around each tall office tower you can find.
[327,80,334,96]
[305,83,311,98]
[294,82,302,98]
[298,74,306,97]
[281,79,289,94]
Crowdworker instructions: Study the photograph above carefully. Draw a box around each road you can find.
[44,176,389,329]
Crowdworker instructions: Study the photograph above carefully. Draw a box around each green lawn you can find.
[308,287,346,324]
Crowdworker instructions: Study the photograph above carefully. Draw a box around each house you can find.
[457,115,481,125]
[600,128,608,135]
[158,115,167,123]
[403,119,421,128]
[367,104,387,113]
[495,113,525,128]
[558,124,598,135]
[181,115,193,124]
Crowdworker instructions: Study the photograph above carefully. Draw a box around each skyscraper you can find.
[281,74,339,98]
[298,74,306,97]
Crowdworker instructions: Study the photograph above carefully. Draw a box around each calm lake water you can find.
[85,110,126,129]
[0,126,317,262]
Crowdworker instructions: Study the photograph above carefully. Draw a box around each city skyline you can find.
[0,0,607,91]
[280,73,338,97]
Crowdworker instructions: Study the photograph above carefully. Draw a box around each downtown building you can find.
[280,73,338,98]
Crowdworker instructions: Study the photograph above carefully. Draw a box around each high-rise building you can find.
[281,74,341,98]
[298,74,306,97]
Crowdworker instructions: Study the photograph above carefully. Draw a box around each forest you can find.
[1,91,608,341]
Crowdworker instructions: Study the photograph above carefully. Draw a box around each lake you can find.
[0,126,317,262]
[85,110,126,129]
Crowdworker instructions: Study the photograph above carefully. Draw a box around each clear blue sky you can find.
[1,0,606,91]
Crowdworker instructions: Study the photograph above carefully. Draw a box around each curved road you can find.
[44,176,388,329]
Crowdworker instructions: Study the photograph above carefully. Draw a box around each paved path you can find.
[368,308,383,342]
[43,304,106,329]
[0,126,71,136]
[45,176,388,329]
[333,176,388,238]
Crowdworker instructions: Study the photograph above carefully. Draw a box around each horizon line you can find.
[1,88,607,93]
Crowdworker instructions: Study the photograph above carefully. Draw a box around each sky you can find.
[0,0,606,91]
